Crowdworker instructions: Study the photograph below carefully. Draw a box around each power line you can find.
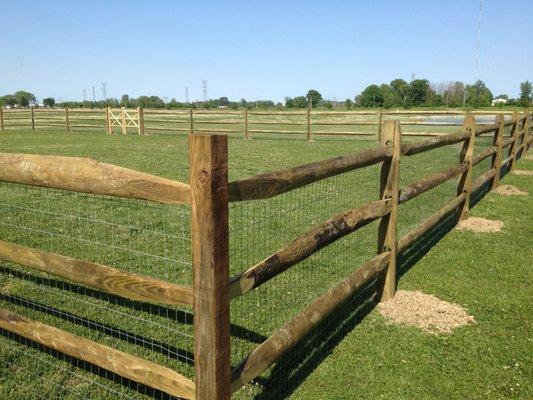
[101,83,107,100]
[202,80,207,101]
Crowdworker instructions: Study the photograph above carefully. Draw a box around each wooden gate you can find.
[106,107,144,135]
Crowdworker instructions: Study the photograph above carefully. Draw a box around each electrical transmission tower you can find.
[202,80,207,102]
[101,83,107,100]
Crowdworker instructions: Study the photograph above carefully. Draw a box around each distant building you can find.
[492,98,508,106]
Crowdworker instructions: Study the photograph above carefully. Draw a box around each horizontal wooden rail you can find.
[398,163,467,203]
[0,240,193,306]
[248,111,306,116]
[194,128,241,134]
[472,146,497,165]
[0,308,195,399]
[313,131,375,136]
[144,118,189,124]
[247,129,305,134]
[194,120,242,125]
[231,251,390,392]
[502,137,515,147]
[472,168,496,192]
[311,121,376,126]
[250,121,304,126]
[401,130,470,156]
[475,123,499,136]
[501,154,514,167]
[0,153,191,205]
[397,193,466,252]
[227,145,391,201]
[400,122,461,126]
[229,199,391,298]
[145,126,189,132]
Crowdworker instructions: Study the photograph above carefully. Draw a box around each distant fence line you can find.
[0,106,529,140]
[0,110,531,399]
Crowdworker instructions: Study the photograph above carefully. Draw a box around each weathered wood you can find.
[399,163,467,204]
[472,168,496,193]
[502,136,515,148]
[0,239,193,306]
[0,153,191,205]
[229,199,391,299]
[65,107,70,132]
[377,120,400,301]
[189,109,194,134]
[524,111,531,152]
[244,108,250,139]
[397,193,466,253]
[30,107,35,130]
[509,112,519,171]
[491,114,505,189]
[227,146,390,202]
[475,123,499,136]
[473,146,497,166]
[401,130,470,156]
[0,308,195,399]
[0,107,4,131]
[501,154,514,167]
[231,251,390,392]
[189,134,231,400]
[105,107,112,134]
[457,114,475,219]
[306,98,312,143]
[121,107,127,134]
[138,107,145,135]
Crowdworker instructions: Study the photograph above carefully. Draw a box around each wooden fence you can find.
[0,111,531,399]
[0,106,526,139]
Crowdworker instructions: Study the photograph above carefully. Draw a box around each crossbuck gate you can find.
[105,107,144,135]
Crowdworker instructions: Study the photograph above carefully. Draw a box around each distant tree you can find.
[168,98,181,108]
[240,98,247,108]
[345,98,353,109]
[380,84,396,108]
[0,95,17,107]
[407,79,431,106]
[284,97,294,108]
[494,94,509,100]
[218,97,230,107]
[321,100,333,109]
[121,94,130,107]
[389,79,409,106]
[306,89,322,107]
[357,85,383,107]
[13,90,36,107]
[43,97,55,108]
[292,96,308,108]
[465,80,493,108]
[519,80,532,107]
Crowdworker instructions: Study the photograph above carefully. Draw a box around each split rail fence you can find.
[0,110,531,399]
[0,106,525,139]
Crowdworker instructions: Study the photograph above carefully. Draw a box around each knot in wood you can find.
[198,170,209,183]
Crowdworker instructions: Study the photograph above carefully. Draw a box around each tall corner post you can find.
[138,107,145,135]
[457,113,476,219]
[491,114,504,189]
[65,107,70,133]
[30,106,35,130]
[189,134,231,400]
[509,111,519,171]
[377,120,400,302]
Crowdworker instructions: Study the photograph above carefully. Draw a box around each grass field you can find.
[0,127,531,399]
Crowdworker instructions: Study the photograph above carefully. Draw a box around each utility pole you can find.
[92,86,96,102]
[101,83,107,100]
[202,80,207,102]
[83,89,87,101]
[185,86,189,103]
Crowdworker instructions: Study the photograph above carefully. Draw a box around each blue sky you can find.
[1,0,531,102]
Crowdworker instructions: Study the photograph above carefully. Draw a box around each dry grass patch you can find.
[511,169,533,176]
[456,217,503,233]
[493,184,528,196]
[378,290,475,334]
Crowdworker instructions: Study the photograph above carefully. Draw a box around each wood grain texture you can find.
[0,308,195,399]
[475,123,499,136]
[457,114,476,219]
[0,153,191,205]
[227,146,391,202]
[401,130,470,156]
[472,168,496,193]
[473,146,497,166]
[229,199,391,299]
[0,239,193,306]
[190,134,231,400]
[491,115,505,189]
[399,163,467,204]
[231,252,390,393]
[377,120,400,302]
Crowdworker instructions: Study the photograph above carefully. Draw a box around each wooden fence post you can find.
[306,98,312,143]
[189,134,231,400]
[377,108,384,138]
[491,114,504,189]
[30,107,35,130]
[521,109,529,154]
[243,108,250,140]
[120,107,127,134]
[457,114,475,219]
[65,107,70,133]
[509,111,519,171]
[189,109,194,135]
[377,120,400,302]
[138,107,144,135]
[0,108,4,131]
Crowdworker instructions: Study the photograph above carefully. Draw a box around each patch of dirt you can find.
[494,184,528,196]
[378,290,475,334]
[512,169,533,176]
[456,217,503,233]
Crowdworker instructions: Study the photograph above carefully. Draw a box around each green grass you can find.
[0,127,531,399]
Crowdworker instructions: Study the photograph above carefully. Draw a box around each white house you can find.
[492,98,508,106]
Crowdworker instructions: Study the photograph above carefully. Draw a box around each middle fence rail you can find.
[0,110,531,399]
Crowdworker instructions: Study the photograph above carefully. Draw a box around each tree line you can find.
[1,80,531,110]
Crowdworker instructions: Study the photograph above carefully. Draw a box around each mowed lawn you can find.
[0,128,531,399]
